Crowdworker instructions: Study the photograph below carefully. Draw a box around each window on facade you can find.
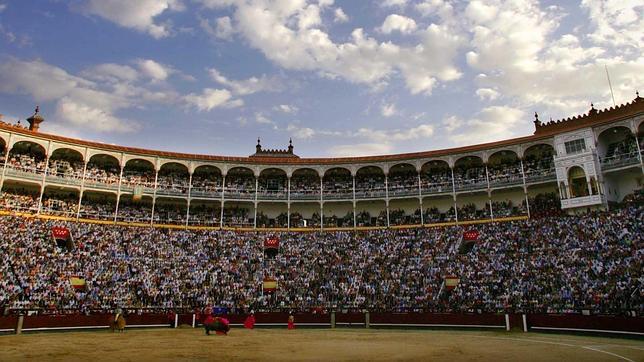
[564,139,586,154]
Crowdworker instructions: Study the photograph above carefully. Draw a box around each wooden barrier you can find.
[1,313,642,336]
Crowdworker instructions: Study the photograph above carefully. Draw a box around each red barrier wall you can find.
[0,316,18,331]
[336,312,365,325]
[527,314,644,334]
[1,313,642,336]
[370,313,505,327]
[22,314,111,329]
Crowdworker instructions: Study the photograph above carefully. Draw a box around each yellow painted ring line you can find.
[0,208,527,232]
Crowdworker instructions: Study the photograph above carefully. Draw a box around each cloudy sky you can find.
[0,0,642,157]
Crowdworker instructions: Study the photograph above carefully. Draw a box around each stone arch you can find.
[355,166,386,198]
[420,160,452,193]
[356,165,385,176]
[157,162,190,192]
[323,167,353,198]
[453,155,484,168]
[9,140,47,158]
[86,150,122,167]
[49,147,84,162]
[488,150,519,165]
[122,158,156,187]
[50,143,85,158]
[88,153,120,170]
[48,147,85,178]
[0,135,6,155]
[487,150,521,184]
[122,154,156,170]
[193,164,223,176]
[596,125,636,159]
[388,163,418,194]
[8,136,48,155]
[191,165,223,197]
[159,159,190,171]
[322,166,352,177]
[291,168,320,200]
[453,155,486,190]
[292,167,320,180]
[567,166,589,198]
[523,143,555,159]
[258,168,288,195]
[159,161,189,175]
[225,166,256,195]
[389,162,416,174]
[124,158,155,172]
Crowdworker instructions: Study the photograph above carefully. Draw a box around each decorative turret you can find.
[533,112,541,128]
[533,94,644,136]
[588,103,597,116]
[26,106,44,132]
[250,138,299,158]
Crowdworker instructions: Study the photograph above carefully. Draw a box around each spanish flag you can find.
[444,275,459,290]
[263,278,277,293]
[70,276,86,290]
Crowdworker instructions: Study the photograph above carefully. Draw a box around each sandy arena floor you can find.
[0,328,642,361]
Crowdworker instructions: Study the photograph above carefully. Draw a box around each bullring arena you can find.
[0,96,643,361]
[2,328,644,361]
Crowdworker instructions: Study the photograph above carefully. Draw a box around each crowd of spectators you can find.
[0,198,640,314]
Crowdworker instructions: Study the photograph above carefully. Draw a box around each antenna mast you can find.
[605,65,616,107]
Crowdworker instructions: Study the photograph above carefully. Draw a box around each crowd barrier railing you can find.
[1,311,641,336]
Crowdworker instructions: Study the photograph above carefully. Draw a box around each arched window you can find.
[567,166,589,198]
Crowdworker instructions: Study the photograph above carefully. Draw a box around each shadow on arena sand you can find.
[1,329,643,361]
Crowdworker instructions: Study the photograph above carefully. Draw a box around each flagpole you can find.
[605,65,616,107]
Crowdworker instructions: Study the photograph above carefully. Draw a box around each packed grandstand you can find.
[0,96,642,316]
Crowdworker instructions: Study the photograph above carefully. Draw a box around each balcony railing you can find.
[1,163,565,203]
[524,168,556,184]
[4,165,45,181]
[601,151,641,171]
[290,190,320,200]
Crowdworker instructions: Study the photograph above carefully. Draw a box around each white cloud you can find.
[56,97,137,133]
[199,0,463,95]
[379,14,417,34]
[184,88,242,111]
[581,0,643,51]
[274,104,298,114]
[381,0,408,7]
[287,123,315,139]
[475,88,500,101]
[0,4,6,13]
[208,68,280,95]
[255,112,272,124]
[136,59,172,81]
[81,63,139,83]
[354,124,434,143]
[214,16,235,39]
[415,0,454,20]
[334,8,349,23]
[380,103,397,117]
[82,0,184,39]
[0,58,182,133]
[463,0,644,117]
[444,106,525,145]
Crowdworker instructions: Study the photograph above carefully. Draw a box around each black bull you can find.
[204,320,230,335]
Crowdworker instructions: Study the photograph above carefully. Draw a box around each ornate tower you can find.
[26,106,44,132]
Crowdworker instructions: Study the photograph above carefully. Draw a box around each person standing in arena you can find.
[244,310,256,329]
[287,313,295,330]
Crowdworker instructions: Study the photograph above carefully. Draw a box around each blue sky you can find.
[0,0,642,157]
